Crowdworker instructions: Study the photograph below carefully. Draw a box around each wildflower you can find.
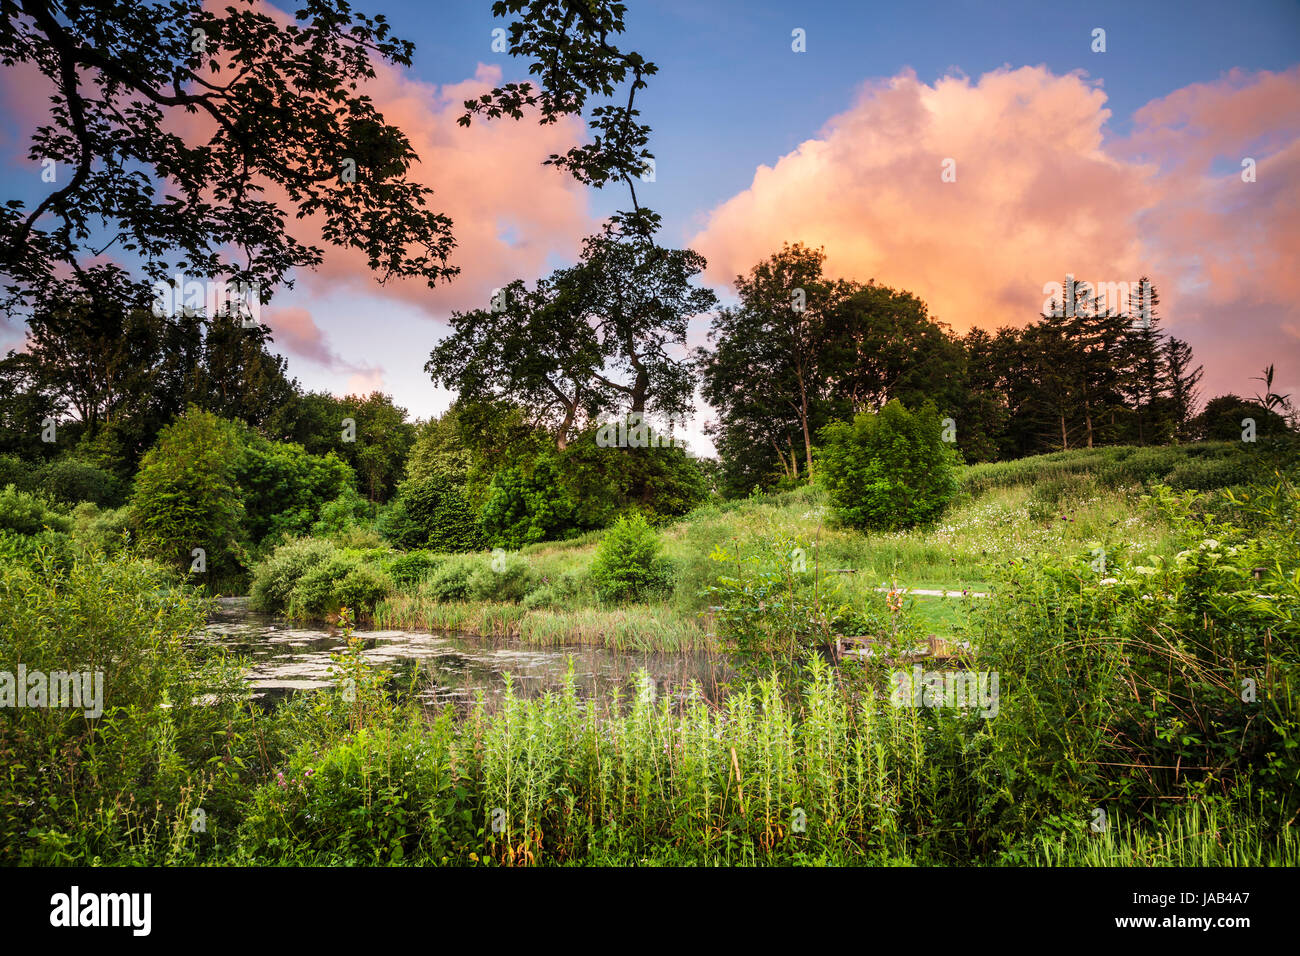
[1099,578,1119,586]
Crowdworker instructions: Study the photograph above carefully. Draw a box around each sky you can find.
[2,0,1299,454]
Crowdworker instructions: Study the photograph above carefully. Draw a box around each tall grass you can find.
[235,658,1297,866]
[372,595,709,651]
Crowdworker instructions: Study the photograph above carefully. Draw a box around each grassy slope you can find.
[377,445,1200,648]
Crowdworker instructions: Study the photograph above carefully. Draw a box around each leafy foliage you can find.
[588,513,673,602]
[128,407,245,574]
[818,401,961,531]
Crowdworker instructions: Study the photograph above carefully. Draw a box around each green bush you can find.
[521,570,585,609]
[384,550,439,588]
[334,564,393,614]
[0,549,249,864]
[0,484,71,536]
[817,400,961,531]
[249,537,340,614]
[0,454,35,492]
[588,513,673,602]
[237,717,472,864]
[0,528,75,571]
[466,552,537,603]
[381,475,484,552]
[421,553,481,602]
[36,458,122,507]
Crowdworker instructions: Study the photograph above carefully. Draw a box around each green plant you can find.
[0,483,71,536]
[249,537,340,613]
[422,553,482,602]
[818,400,961,531]
[467,552,537,602]
[129,407,246,574]
[381,474,484,552]
[588,513,673,602]
[36,458,122,507]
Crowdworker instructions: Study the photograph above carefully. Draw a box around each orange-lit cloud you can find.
[295,60,595,317]
[690,65,1300,401]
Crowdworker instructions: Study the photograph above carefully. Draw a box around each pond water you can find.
[197,597,731,711]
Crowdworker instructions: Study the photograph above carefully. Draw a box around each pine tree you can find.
[1163,336,1204,442]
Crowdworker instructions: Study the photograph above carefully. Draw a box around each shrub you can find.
[0,549,248,864]
[588,513,673,602]
[384,550,439,588]
[381,475,484,552]
[421,554,481,602]
[521,570,585,609]
[249,537,339,613]
[0,528,75,570]
[0,484,70,536]
[0,454,35,492]
[69,503,133,555]
[130,407,246,573]
[817,400,961,531]
[36,458,122,507]
[334,564,394,614]
[466,552,537,603]
[287,552,392,617]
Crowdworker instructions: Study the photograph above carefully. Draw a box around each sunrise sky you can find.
[2,0,1298,454]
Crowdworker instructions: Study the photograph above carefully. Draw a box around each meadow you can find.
[2,441,1295,866]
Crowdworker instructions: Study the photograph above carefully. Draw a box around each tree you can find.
[1193,395,1289,441]
[558,220,717,420]
[129,407,245,573]
[427,222,716,455]
[822,282,966,420]
[0,351,61,461]
[463,0,658,196]
[265,390,414,502]
[404,407,477,488]
[817,401,961,532]
[1163,336,1203,442]
[701,243,838,485]
[0,0,459,307]
[381,475,484,553]
[426,275,613,451]
[702,247,966,490]
[234,432,355,549]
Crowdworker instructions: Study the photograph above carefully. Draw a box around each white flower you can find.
[1199,539,1221,551]
[1133,566,1157,576]
[1100,577,1119,586]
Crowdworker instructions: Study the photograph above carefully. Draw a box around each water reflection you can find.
[197,598,731,711]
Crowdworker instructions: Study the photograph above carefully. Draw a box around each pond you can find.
[198,597,731,711]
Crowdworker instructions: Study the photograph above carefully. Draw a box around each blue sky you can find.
[2,0,1298,447]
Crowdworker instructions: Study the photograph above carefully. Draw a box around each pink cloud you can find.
[263,306,345,368]
[2,0,595,323]
[690,65,1300,404]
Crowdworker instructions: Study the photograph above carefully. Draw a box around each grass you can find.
[379,458,1181,648]
[372,597,709,651]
